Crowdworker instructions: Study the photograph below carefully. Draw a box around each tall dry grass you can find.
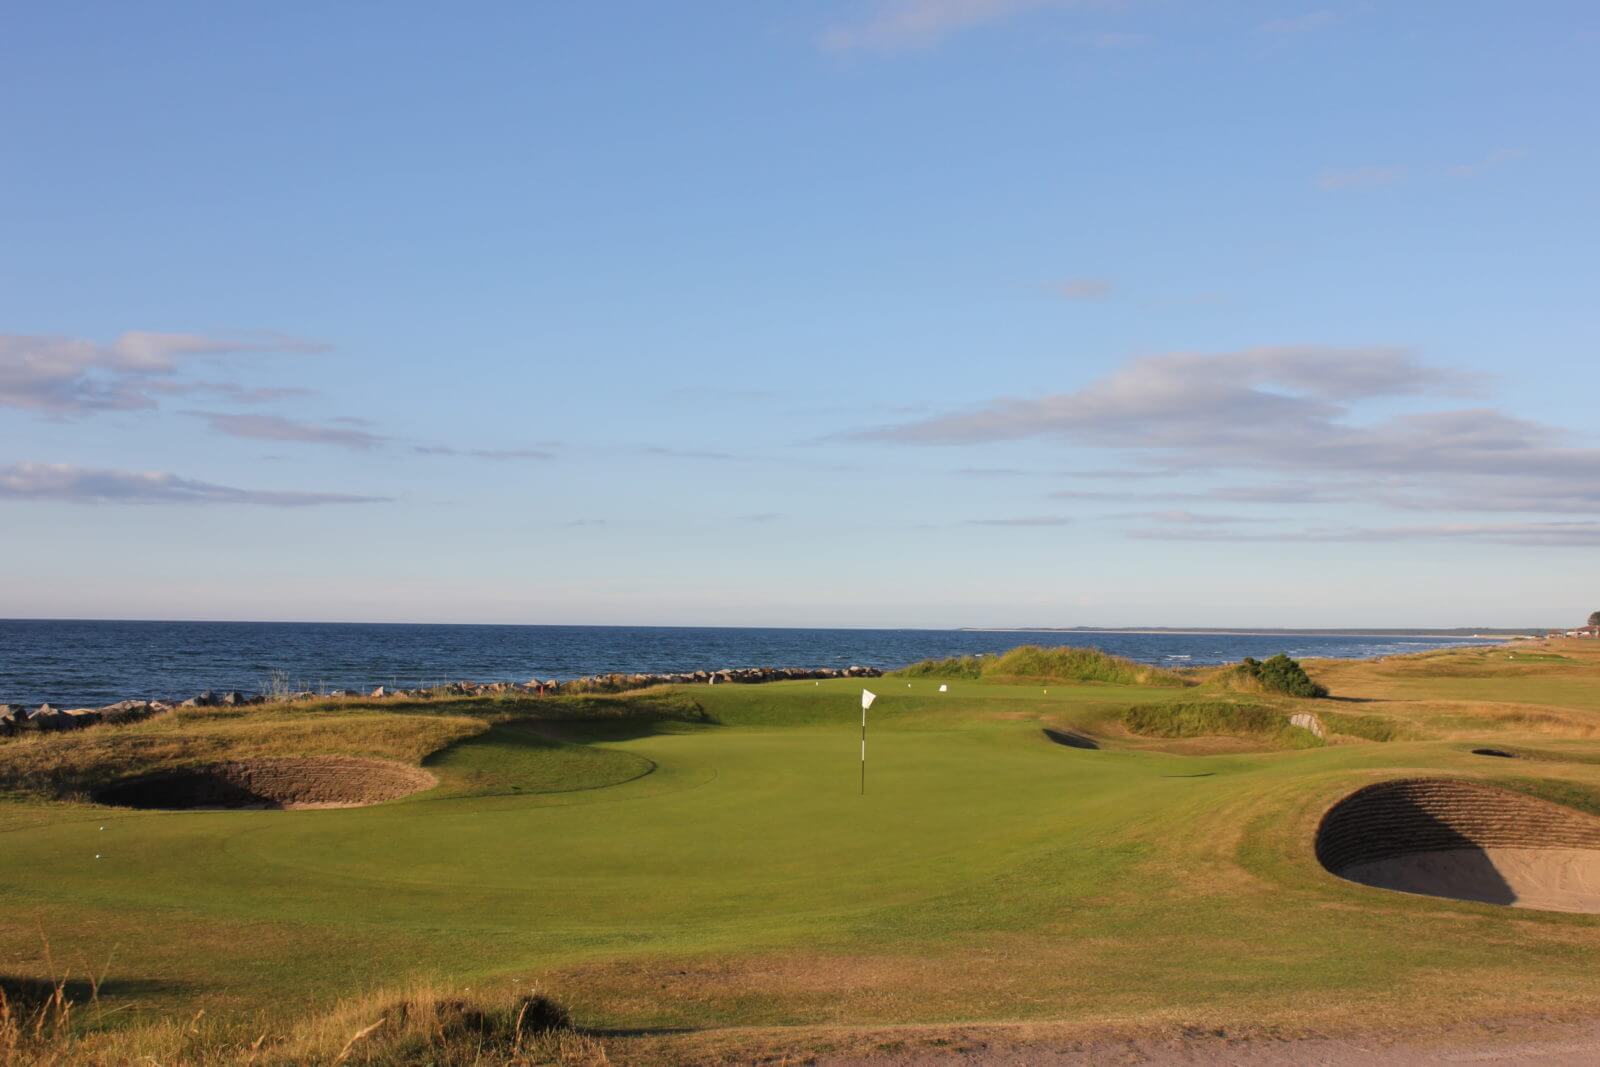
[1,970,606,1066]
[895,645,1190,687]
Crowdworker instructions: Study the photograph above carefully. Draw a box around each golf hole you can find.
[1316,778,1600,913]
[93,757,436,810]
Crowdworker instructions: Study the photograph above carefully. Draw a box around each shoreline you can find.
[962,627,1537,639]
[1,637,1526,726]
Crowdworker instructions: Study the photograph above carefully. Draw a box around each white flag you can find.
[861,689,877,710]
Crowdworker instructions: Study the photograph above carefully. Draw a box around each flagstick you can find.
[858,688,876,796]
[860,704,867,796]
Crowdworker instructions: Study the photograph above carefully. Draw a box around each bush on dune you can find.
[1218,653,1329,698]
[895,645,1189,687]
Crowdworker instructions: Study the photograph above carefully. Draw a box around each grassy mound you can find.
[897,645,1188,687]
[1123,699,1323,747]
[1321,710,1408,742]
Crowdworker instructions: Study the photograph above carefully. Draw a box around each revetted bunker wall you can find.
[95,757,435,810]
[1316,778,1600,873]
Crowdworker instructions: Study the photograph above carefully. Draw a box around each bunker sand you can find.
[1342,847,1600,913]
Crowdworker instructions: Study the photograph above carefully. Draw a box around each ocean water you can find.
[0,619,1498,708]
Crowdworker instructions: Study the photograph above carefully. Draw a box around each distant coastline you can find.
[963,627,1541,639]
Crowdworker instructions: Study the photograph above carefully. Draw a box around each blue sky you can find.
[2,1,1596,628]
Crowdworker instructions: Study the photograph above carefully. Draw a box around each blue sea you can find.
[0,619,1503,708]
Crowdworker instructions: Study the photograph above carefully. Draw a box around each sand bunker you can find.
[1317,778,1600,912]
[94,757,436,810]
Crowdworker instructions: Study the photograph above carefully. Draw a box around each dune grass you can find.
[1122,698,1323,748]
[1320,709,1410,742]
[3,641,1600,1063]
[895,644,1189,687]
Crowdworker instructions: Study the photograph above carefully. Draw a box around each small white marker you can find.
[95,854,102,860]
[939,684,948,692]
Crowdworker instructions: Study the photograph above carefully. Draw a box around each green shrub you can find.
[1234,654,1328,698]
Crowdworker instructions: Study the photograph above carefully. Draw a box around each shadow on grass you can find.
[1042,727,1100,750]
[419,710,711,799]
[1,974,189,1008]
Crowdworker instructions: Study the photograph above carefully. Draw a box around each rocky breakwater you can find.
[364,663,885,699]
[0,689,266,737]
[0,666,884,738]
[1,698,174,736]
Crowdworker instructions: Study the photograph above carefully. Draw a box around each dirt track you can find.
[813,1019,1600,1066]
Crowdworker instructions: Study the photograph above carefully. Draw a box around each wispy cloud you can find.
[187,411,389,451]
[638,445,743,462]
[1316,165,1406,191]
[1260,10,1337,35]
[1111,510,1277,525]
[147,381,315,404]
[1129,521,1600,547]
[856,345,1599,523]
[0,461,387,507]
[0,331,326,416]
[954,466,1038,478]
[858,345,1471,446]
[1053,277,1114,301]
[1448,146,1526,179]
[822,0,1092,52]
[965,515,1074,526]
[1086,30,1147,48]
[413,445,557,461]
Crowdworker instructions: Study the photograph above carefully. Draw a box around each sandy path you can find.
[815,1020,1600,1065]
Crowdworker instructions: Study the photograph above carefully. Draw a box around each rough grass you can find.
[1321,710,1410,742]
[1,974,601,1066]
[0,690,708,804]
[1122,699,1323,748]
[0,708,484,803]
[896,645,1189,687]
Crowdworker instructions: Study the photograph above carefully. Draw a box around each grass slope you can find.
[3,642,1600,1063]
[894,644,1188,686]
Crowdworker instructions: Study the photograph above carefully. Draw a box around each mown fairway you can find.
[5,643,1600,1061]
